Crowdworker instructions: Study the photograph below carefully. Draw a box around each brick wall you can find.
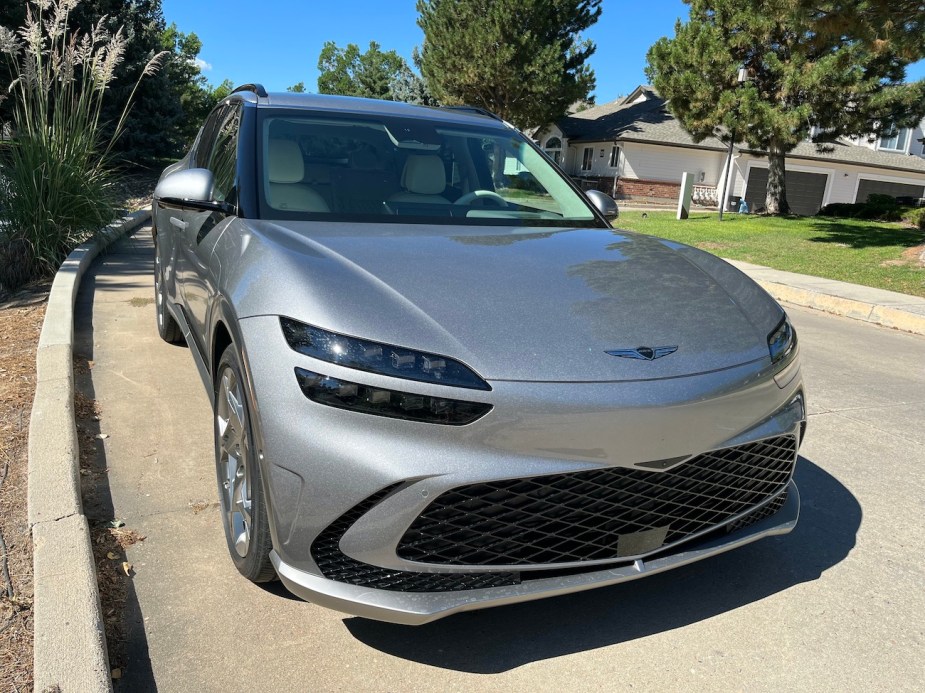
[615,178,681,202]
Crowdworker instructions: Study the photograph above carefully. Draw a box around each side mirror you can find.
[154,168,231,214]
[585,189,619,222]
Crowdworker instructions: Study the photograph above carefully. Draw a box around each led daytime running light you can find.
[295,368,492,425]
[281,317,490,390]
[768,316,796,365]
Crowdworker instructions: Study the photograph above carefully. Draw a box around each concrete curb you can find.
[755,281,925,336]
[725,260,925,337]
[28,210,150,693]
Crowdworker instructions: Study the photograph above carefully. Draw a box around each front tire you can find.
[214,344,276,582]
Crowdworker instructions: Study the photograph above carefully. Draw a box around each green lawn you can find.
[615,211,925,298]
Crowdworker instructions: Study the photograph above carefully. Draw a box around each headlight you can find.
[295,368,492,425]
[281,317,490,390]
[768,315,797,366]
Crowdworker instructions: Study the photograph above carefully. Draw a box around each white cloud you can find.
[193,57,213,72]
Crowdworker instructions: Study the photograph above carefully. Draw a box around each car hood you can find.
[226,222,782,383]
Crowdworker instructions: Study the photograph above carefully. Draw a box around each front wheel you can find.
[214,344,276,582]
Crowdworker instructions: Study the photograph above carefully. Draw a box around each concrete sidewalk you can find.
[728,259,925,336]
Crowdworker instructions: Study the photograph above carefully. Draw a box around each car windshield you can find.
[257,110,601,227]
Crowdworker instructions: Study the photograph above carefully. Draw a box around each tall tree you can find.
[316,41,408,100]
[390,51,437,106]
[287,81,307,93]
[646,1,925,214]
[416,0,601,130]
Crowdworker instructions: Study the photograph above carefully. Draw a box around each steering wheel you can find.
[454,190,508,207]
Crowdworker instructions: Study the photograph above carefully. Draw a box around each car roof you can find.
[227,89,511,130]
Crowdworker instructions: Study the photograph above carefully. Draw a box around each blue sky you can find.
[163,0,925,103]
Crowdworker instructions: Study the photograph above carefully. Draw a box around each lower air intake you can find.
[310,484,520,592]
[397,435,797,566]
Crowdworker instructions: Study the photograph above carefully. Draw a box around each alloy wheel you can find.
[216,366,252,558]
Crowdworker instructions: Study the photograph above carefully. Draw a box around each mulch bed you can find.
[0,283,50,693]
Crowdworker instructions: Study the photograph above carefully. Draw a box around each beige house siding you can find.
[619,142,725,186]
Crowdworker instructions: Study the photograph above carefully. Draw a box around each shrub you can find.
[904,207,925,231]
[817,202,859,218]
[0,0,164,290]
[818,195,908,222]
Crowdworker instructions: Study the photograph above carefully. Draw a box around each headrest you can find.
[401,155,445,195]
[268,140,304,184]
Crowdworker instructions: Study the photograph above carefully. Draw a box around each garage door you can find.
[855,179,925,203]
[744,168,828,215]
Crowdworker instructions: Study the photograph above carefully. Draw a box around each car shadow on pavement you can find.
[75,229,157,690]
[346,456,860,673]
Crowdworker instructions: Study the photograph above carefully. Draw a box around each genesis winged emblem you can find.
[606,346,679,361]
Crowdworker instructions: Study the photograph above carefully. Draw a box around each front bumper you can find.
[271,480,799,625]
[236,315,805,623]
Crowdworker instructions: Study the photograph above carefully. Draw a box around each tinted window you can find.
[194,106,226,169]
[208,105,241,204]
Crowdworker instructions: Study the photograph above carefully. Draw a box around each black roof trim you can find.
[442,105,502,121]
[231,83,269,98]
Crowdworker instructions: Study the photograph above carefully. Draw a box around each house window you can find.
[544,136,562,164]
[879,125,911,152]
[608,145,621,168]
[581,147,593,172]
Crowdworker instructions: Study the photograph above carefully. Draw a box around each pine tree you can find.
[416,0,601,130]
[646,0,925,214]
[316,41,408,100]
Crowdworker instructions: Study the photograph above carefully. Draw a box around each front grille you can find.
[726,488,788,533]
[398,435,797,566]
[310,483,520,592]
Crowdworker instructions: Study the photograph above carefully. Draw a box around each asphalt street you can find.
[76,228,925,692]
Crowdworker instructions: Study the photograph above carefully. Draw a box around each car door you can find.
[176,103,241,355]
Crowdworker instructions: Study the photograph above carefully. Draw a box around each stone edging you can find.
[28,210,150,693]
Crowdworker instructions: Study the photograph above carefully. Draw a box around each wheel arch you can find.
[209,301,284,552]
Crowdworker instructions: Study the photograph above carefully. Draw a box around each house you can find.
[534,86,925,214]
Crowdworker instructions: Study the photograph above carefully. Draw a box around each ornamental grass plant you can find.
[0,0,164,290]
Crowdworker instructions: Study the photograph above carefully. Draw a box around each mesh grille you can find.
[726,488,788,533]
[310,483,520,592]
[398,435,797,566]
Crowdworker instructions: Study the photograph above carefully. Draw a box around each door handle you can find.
[169,216,188,230]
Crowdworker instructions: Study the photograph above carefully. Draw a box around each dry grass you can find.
[0,283,50,693]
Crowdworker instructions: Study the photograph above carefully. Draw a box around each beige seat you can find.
[389,154,449,204]
[267,140,329,212]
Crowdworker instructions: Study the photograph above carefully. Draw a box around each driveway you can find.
[76,227,925,692]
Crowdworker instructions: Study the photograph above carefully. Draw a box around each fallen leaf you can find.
[96,433,109,440]
[109,519,125,528]
[107,551,118,560]
[122,562,132,576]
[111,668,121,680]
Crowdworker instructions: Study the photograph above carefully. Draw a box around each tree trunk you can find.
[765,140,790,215]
